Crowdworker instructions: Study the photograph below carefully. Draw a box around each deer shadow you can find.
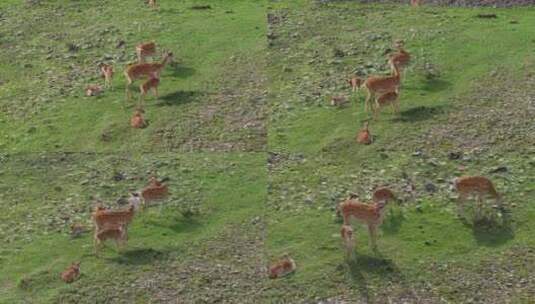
[392,105,445,123]
[470,209,515,247]
[143,215,203,234]
[156,90,203,107]
[109,248,171,265]
[165,63,196,79]
[381,208,405,235]
[419,78,452,93]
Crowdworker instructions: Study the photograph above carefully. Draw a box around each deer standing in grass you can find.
[454,176,502,217]
[373,91,399,120]
[388,40,411,79]
[94,223,128,254]
[340,224,356,259]
[124,51,173,102]
[139,74,160,105]
[136,42,157,63]
[100,64,114,89]
[348,76,363,93]
[337,194,390,251]
[362,64,401,113]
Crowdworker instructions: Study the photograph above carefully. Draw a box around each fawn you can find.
[454,176,502,216]
[338,195,389,250]
[268,255,296,279]
[61,262,81,283]
[85,85,102,97]
[136,42,156,63]
[362,64,401,113]
[348,76,363,93]
[356,121,372,145]
[372,187,397,204]
[124,51,173,101]
[100,64,114,89]
[140,176,169,204]
[130,108,148,129]
[139,74,160,104]
[374,91,399,119]
[331,95,348,106]
[92,203,135,233]
[340,224,356,259]
[94,223,128,254]
[388,40,411,78]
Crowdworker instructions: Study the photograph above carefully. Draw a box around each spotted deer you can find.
[94,223,128,254]
[356,121,372,145]
[348,76,364,93]
[61,262,81,283]
[454,176,502,216]
[136,42,156,63]
[337,195,389,250]
[373,91,399,119]
[362,64,401,113]
[100,64,114,89]
[139,74,160,104]
[130,108,148,129]
[268,255,296,279]
[388,40,411,79]
[340,224,356,259]
[124,51,173,101]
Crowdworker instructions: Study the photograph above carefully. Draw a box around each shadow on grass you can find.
[420,78,452,93]
[166,63,196,79]
[392,105,445,123]
[156,90,203,107]
[144,216,203,234]
[109,248,171,265]
[471,210,515,247]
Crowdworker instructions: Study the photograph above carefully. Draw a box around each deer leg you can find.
[365,89,373,113]
[153,87,159,99]
[368,224,378,252]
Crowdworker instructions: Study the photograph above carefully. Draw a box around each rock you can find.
[490,166,508,173]
[425,182,437,193]
[448,151,462,160]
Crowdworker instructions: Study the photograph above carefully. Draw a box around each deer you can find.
[94,223,128,254]
[100,64,114,89]
[362,63,401,113]
[411,0,422,7]
[372,187,397,204]
[130,108,148,129]
[356,121,372,145]
[348,76,364,93]
[388,40,411,78]
[85,84,103,97]
[91,203,136,233]
[147,0,157,9]
[136,42,157,63]
[61,262,81,283]
[373,91,399,120]
[340,224,356,259]
[139,74,160,105]
[268,254,296,279]
[337,194,390,251]
[453,176,502,217]
[140,176,169,204]
[331,95,348,106]
[124,51,173,102]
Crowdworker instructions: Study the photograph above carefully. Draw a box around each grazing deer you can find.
[61,262,81,283]
[139,74,160,104]
[356,121,372,145]
[340,224,356,259]
[130,108,148,129]
[136,42,156,63]
[362,64,401,113]
[268,255,296,279]
[374,91,399,119]
[100,64,114,89]
[372,187,397,204]
[85,85,103,97]
[124,51,173,101]
[331,95,348,106]
[454,176,502,216]
[94,223,128,254]
[348,76,363,93]
[337,196,389,250]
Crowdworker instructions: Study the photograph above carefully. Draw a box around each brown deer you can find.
[373,91,399,120]
[372,187,397,204]
[85,85,103,97]
[136,42,156,63]
[337,195,389,250]
[388,40,411,77]
[140,176,169,208]
[139,74,160,104]
[100,64,114,89]
[91,203,135,233]
[356,121,372,145]
[61,262,81,283]
[268,255,296,279]
[348,76,364,93]
[331,95,348,106]
[94,223,128,254]
[340,224,356,259]
[454,176,502,216]
[124,51,173,101]
[411,0,422,7]
[130,108,147,129]
[362,64,401,113]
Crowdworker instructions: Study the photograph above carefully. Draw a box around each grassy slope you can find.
[266,2,535,303]
[0,152,266,302]
[0,0,266,152]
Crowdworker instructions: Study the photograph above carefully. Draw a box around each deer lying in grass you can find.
[85,85,103,97]
[362,64,401,113]
[337,194,390,250]
[340,224,356,259]
[100,64,114,89]
[124,51,173,102]
[356,121,372,144]
[373,91,399,119]
[130,108,148,129]
[268,255,296,279]
[348,76,363,93]
[454,176,502,217]
[61,262,81,283]
[139,74,160,105]
[136,42,156,63]
[94,223,128,254]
